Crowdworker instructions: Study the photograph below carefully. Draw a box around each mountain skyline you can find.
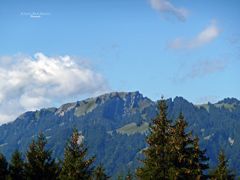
[0,91,239,176]
[0,0,239,124]
[0,89,239,125]
[13,90,240,121]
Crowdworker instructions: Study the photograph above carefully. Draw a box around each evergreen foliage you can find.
[59,128,95,180]
[9,150,25,180]
[137,99,209,179]
[0,93,240,177]
[136,98,174,179]
[0,153,8,180]
[172,113,195,178]
[94,164,109,180]
[25,133,58,180]
[0,94,239,178]
[211,150,235,180]
[173,114,209,179]
[188,137,209,179]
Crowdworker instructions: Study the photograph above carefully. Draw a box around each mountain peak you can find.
[90,91,145,104]
[98,91,142,99]
[1,92,240,176]
[54,91,147,117]
[216,97,240,105]
[213,98,240,111]
[173,96,190,104]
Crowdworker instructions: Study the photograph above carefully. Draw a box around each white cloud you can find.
[0,53,109,124]
[175,59,227,82]
[149,0,188,21]
[169,21,220,49]
[187,59,227,78]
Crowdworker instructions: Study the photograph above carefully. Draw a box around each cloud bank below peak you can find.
[169,21,220,49]
[0,53,109,124]
[149,0,188,21]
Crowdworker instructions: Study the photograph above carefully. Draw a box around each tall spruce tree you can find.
[0,153,8,180]
[25,133,58,180]
[188,137,209,179]
[59,128,95,180]
[211,150,235,180]
[9,150,25,180]
[136,98,210,179]
[172,113,195,178]
[172,113,209,179]
[136,98,174,179]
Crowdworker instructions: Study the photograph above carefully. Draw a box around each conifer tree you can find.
[172,113,209,179]
[25,133,58,180]
[172,113,194,178]
[211,150,235,180]
[94,164,109,180]
[0,153,8,180]
[136,98,174,179]
[136,98,210,179]
[9,150,25,180]
[59,128,95,180]
[188,137,209,179]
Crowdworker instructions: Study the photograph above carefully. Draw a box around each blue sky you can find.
[0,0,239,123]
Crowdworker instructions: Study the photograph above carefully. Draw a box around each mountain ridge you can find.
[11,91,239,123]
[0,91,239,176]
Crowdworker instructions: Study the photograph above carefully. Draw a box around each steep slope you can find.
[0,92,239,176]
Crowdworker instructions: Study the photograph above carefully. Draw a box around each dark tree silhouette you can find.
[59,128,95,180]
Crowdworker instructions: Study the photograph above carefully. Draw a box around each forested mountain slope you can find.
[0,92,239,176]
